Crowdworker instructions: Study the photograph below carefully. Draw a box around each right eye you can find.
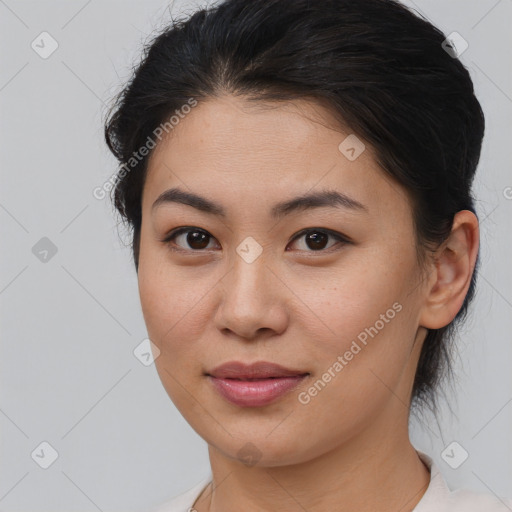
[160,227,220,252]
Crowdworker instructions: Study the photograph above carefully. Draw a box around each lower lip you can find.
[208,375,308,407]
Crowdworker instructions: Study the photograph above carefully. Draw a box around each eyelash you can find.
[160,227,350,254]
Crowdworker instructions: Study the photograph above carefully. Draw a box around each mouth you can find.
[205,361,310,407]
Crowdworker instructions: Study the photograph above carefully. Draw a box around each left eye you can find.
[288,228,348,252]
[161,227,348,253]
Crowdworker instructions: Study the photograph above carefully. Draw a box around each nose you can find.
[213,250,289,341]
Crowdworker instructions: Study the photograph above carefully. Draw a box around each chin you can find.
[198,422,325,468]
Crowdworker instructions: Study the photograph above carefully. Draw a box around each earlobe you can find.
[418,210,479,330]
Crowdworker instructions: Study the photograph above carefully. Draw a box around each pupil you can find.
[306,231,327,250]
[188,231,209,249]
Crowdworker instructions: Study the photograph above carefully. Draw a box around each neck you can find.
[195,403,431,512]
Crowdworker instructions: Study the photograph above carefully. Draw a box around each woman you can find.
[103,0,511,510]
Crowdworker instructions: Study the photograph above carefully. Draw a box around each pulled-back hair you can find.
[104,0,485,414]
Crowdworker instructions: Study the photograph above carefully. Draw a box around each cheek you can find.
[137,260,210,410]
[296,262,399,338]
[137,249,219,367]
[139,272,198,346]
[288,274,415,440]
[295,258,417,386]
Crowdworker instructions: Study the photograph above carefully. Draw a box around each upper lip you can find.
[207,361,309,379]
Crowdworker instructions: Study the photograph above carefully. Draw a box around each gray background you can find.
[0,0,511,510]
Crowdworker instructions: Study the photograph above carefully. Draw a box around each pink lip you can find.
[206,361,309,407]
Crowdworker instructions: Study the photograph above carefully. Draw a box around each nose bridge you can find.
[215,238,285,338]
[227,240,271,304]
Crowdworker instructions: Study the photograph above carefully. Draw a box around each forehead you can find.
[143,95,413,221]
[148,95,350,169]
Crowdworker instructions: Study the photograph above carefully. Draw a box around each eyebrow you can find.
[151,187,368,219]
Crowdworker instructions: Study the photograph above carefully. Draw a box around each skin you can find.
[137,95,479,512]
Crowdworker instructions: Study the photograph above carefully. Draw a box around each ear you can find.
[418,210,479,330]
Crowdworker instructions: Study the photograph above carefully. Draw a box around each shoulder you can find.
[444,487,512,511]
[146,476,211,512]
[415,450,512,512]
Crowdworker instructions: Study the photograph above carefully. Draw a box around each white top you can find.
[148,450,512,512]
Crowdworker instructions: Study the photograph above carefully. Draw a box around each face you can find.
[138,95,430,467]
